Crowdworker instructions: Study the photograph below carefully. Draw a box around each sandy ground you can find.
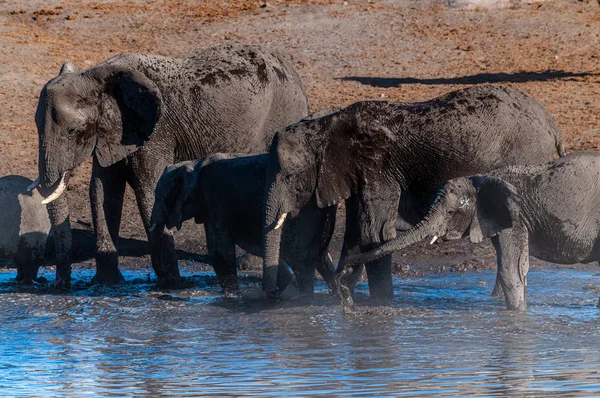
[0,0,599,279]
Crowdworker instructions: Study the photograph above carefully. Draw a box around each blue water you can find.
[1,265,600,396]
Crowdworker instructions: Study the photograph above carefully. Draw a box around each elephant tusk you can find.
[41,172,68,205]
[326,252,336,272]
[274,212,288,230]
[149,223,158,232]
[27,176,40,192]
[430,235,439,245]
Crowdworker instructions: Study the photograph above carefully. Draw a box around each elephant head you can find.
[343,176,520,264]
[262,107,396,292]
[33,59,163,200]
[150,161,200,233]
[31,59,163,285]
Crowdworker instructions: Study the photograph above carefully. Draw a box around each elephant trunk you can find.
[343,209,445,268]
[499,267,527,311]
[262,169,289,293]
[263,206,286,293]
[46,194,72,287]
[38,145,73,287]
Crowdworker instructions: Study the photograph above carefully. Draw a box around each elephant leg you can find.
[205,224,238,293]
[13,237,44,284]
[337,195,365,295]
[316,253,338,294]
[15,265,24,282]
[135,185,181,286]
[127,151,181,286]
[493,229,529,311]
[90,159,126,284]
[357,183,400,300]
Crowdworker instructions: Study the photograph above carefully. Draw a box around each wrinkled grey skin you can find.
[345,151,600,311]
[150,153,338,294]
[0,176,51,283]
[34,44,309,287]
[263,85,564,298]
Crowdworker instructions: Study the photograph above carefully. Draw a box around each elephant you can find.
[30,44,309,287]
[344,151,600,310]
[262,85,564,299]
[0,175,51,283]
[149,153,338,294]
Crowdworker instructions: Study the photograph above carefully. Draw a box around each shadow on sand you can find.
[339,70,600,88]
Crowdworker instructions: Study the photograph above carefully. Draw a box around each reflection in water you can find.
[1,266,600,395]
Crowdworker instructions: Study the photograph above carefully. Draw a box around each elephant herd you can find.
[4,43,599,311]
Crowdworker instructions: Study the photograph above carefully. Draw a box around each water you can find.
[1,265,600,396]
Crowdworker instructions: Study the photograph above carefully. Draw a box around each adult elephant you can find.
[262,85,564,299]
[31,44,309,287]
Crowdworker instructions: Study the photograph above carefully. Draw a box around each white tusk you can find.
[274,212,288,230]
[326,253,336,272]
[430,235,439,245]
[149,223,157,232]
[41,172,68,205]
[27,176,40,192]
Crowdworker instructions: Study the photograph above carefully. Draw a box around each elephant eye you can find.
[66,126,77,136]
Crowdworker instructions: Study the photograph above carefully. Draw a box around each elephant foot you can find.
[91,269,125,285]
[242,284,267,301]
[16,278,34,286]
[54,275,71,290]
[491,280,504,298]
[55,263,72,289]
[155,275,186,290]
[221,283,240,296]
[279,284,309,301]
[218,273,240,295]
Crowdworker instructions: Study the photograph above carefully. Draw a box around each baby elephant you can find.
[0,175,51,283]
[344,151,600,311]
[150,153,338,295]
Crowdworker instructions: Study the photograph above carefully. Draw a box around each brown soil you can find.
[0,0,599,279]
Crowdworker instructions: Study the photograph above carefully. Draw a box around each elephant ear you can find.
[315,110,396,208]
[88,64,163,167]
[165,164,197,230]
[470,176,520,239]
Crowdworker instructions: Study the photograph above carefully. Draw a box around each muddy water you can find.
[1,266,600,396]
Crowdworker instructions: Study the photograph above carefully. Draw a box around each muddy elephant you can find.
[150,153,338,294]
[345,151,600,310]
[0,175,51,283]
[31,44,309,287]
[262,85,564,298]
